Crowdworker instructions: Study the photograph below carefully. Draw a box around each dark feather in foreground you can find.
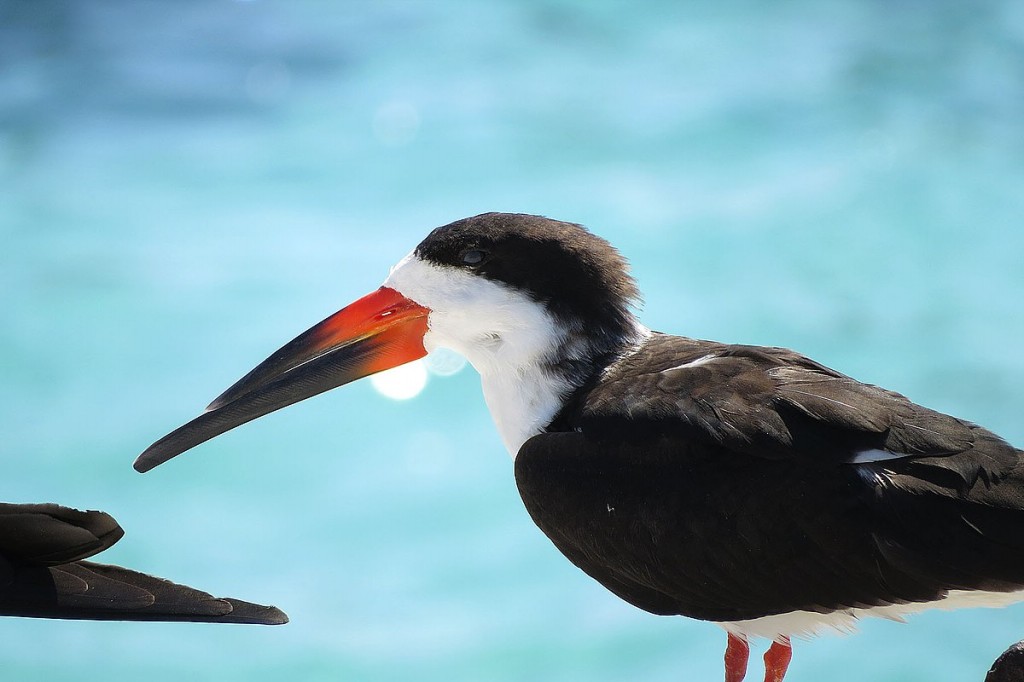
[0,503,287,624]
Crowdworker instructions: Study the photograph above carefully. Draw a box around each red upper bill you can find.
[134,287,429,473]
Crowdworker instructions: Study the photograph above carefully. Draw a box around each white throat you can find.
[384,253,574,456]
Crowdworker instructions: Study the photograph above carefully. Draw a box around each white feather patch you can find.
[848,448,906,464]
[718,588,1024,641]
[385,253,572,456]
[665,353,719,372]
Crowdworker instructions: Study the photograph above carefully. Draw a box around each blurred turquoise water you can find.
[2,1,1024,680]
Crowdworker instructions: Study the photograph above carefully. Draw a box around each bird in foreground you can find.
[136,212,1024,681]
[0,502,287,624]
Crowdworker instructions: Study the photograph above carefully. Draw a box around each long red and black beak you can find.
[134,287,429,473]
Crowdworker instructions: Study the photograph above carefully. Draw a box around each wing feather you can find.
[0,503,287,624]
[519,334,1024,624]
[579,335,1014,485]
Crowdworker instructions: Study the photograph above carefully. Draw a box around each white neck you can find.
[384,253,580,456]
[477,354,572,456]
[383,252,645,457]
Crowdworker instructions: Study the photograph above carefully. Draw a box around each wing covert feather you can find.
[576,335,1014,485]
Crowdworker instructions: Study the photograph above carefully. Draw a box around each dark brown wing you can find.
[517,334,1024,622]
[0,503,287,624]
[0,503,124,565]
[580,334,1017,484]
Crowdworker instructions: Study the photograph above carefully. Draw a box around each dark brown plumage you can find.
[989,641,1024,682]
[520,333,1024,624]
[0,503,287,624]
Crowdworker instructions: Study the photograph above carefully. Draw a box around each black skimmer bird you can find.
[136,212,1024,681]
[0,502,286,624]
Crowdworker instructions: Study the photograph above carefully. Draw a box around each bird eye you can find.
[461,249,487,266]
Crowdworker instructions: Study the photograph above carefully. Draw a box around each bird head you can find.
[134,213,640,472]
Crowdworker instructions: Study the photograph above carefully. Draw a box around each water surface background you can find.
[2,1,1024,680]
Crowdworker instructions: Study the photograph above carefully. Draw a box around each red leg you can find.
[725,632,750,682]
[763,637,792,682]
